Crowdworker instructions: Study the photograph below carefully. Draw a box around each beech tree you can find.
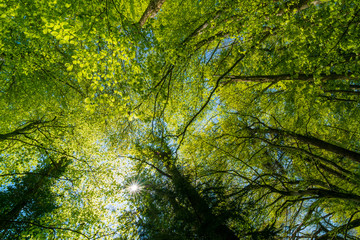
[1,0,360,239]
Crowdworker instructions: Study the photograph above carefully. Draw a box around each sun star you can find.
[128,183,141,193]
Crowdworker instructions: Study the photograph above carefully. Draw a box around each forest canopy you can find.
[1,0,360,239]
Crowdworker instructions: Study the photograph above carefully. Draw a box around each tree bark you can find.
[0,118,57,141]
[0,120,43,140]
[259,127,360,164]
[324,89,360,95]
[281,188,360,203]
[167,164,239,240]
[138,0,166,27]
[222,73,352,83]
[276,0,322,16]
[157,151,239,240]
[182,10,223,45]
[259,184,360,203]
[0,159,67,230]
[316,218,360,240]
[258,138,358,185]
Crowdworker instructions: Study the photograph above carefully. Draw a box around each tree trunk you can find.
[260,127,360,164]
[0,159,67,230]
[317,218,360,240]
[138,0,166,27]
[275,188,360,203]
[158,152,239,240]
[182,10,223,45]
[277,0,322,16]
[324,89,360,95]
[222,73,352,83]
[0,120,45,141]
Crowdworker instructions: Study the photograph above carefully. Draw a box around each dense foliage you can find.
[1,0,360,239]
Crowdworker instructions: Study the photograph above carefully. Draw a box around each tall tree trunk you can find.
[222,73,352,83]
[317,218,360,240]
[259,138,357,184]
[258,127,360,164]
[324,89,360,95]
[158,152,239,240]
[271,187,360,203]
[0,119,56,141]
[0,158,67,231]
[138,0,166,27]
[276,0,322,16]
[182,10,223,45]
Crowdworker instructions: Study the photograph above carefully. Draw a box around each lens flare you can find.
[127,182,142,194]
[129,183,140,192]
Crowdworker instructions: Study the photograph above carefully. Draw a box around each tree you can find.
[0,156,69,239]
[1,0,360,239]
[123,136,280,240]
